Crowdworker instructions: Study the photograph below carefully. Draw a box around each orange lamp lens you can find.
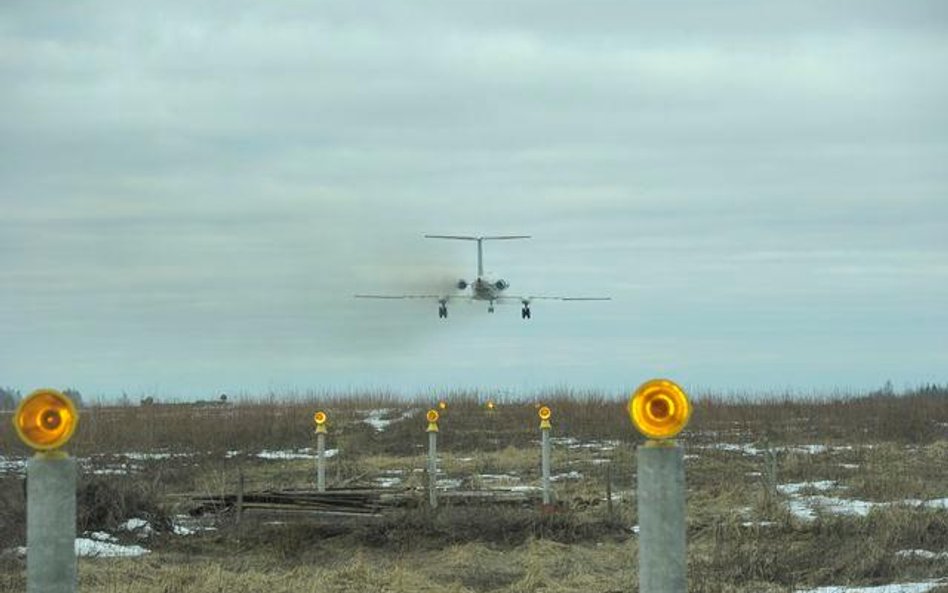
[538,405,552,421]
[14,388,79,450]
[628,379,691,439]
[426,409,439,423]
[314,411,327,425]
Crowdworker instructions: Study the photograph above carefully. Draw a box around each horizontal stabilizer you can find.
[424,235,531,241]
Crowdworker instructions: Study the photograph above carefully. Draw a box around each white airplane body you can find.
[355,235,610,319]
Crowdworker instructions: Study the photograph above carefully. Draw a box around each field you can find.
[1,387,947,593]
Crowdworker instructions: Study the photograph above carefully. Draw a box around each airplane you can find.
[354,234,610,319]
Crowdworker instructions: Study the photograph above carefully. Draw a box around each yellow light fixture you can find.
[14,388,79,451]
[628,378,691,439]
[486,400,495,411]
[538,405,552,429]
[438,400,447,411]
[314,410,328,433]
[426,409,439,432]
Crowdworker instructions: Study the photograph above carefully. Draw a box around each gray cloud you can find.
[1,1,945,398]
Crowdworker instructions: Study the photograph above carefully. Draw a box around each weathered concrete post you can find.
[314,411,328,492]
[316,432,326,492]
[628,379,692,593]
[426,409,440,509]
[638,443,686,593]
[14,389,80,593]
[538,405,553,505]
[27,455,77,593]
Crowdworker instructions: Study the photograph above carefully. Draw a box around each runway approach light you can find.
[438,400,447,411]
[628,378,691,440]
[14,388,78,451]
[538,405,552,429]
[314,411,327,434]
[426,409,440,432]
[486,400,496,411]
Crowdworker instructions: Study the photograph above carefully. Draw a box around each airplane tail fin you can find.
[425,235,530,277]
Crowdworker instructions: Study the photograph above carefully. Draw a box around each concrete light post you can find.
[314,411,328,492]
[538,405,553,505]
[14,388,80,593]
[629,378,692,593]
[426,409,440,509]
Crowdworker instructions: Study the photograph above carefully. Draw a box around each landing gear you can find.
[438,302,448,319]
[521,305,531,319]
[488,300,495,314]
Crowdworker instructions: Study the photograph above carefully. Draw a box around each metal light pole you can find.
[629,379,692,593]
[14,388,80,593]
[426,409,440,509]
[314,411,328,492]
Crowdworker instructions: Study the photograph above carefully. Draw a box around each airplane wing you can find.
[497,295,611,303]
[354,294,452,300]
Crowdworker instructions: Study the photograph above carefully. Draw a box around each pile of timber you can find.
[189,487,542,518]
[190,488,409,518]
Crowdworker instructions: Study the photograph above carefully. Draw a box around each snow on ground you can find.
[255,448,338,460]
[478,473,521,482]
[172,515,217,536]
[75,537,150,558]
[705,443,856,457]
[795,580,946,593]
[20,532,151,558]
[779,482,948,521]
[120,452,191,461]
[119,518,154,537]
[551,471,583,481]
[777,481,838,496]
[0,456,26,475]
[741,521,777,527]
[375,476,403,488]
[896,549,948,560]
[549,437,619,451]
[363,408,417,432]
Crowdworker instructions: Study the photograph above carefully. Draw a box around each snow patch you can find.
[795,580,946,593]
[741,521,777,527]
[363,408,417,432]
[0,456,26,475]
[255,448,338,460]
[119,518,154,537]
[777,481,838,496]
[375,476,403,488]
[75,538,149,558]
[896,549,948,560]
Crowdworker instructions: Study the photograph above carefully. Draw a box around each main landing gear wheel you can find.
[488,302,495,313]
[438,303,448,319]
[521,306,531,320]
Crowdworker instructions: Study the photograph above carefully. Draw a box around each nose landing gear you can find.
[438,301,448,319]
[521,302,531,320]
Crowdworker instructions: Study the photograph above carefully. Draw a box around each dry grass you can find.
[0,386,946,592]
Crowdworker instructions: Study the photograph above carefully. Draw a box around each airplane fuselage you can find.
[469,276,509,302]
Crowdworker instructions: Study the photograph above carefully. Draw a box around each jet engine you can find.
[494,279,509,290]
[457,279,468,290]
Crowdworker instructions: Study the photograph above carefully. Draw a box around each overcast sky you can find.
[2,1,946,401]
